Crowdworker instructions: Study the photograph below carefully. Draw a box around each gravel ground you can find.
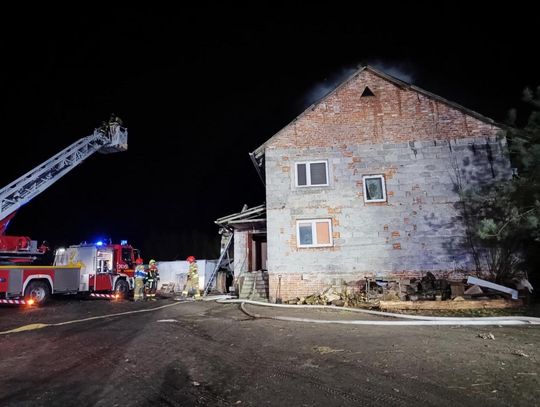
[0,296,538,406]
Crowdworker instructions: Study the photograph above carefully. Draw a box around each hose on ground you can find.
[214,298,540,326]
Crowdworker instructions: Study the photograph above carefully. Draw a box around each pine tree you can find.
[460,87,540,285]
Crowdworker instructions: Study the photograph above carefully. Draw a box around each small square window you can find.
[295,161,329,187]
[362,175,387,202]
[296,219,333,248]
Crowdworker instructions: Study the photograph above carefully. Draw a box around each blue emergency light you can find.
[121,240,128,245]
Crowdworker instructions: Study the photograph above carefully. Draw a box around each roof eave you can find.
[365,66,504,128]
[215,204,266,226]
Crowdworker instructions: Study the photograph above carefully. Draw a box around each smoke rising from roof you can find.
[301,66,358,108]
[369,60,414,83]
[300,61,414,110]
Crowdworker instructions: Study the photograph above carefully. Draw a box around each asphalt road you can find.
[0,297,539,406]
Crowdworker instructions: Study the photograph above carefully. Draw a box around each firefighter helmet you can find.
[135,258,143,265]
[149,259,156,265]
[187,255,196,263]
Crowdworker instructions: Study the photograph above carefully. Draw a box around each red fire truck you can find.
[0,117,136,306]
[0,241,141,305]
[0,116,127,265]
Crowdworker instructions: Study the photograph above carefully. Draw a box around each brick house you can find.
[219,65,512,302]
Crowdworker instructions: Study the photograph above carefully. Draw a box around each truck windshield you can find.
[121,248,133,266]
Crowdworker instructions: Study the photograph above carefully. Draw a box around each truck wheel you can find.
[25,281,51,305]
[115,279,130,299]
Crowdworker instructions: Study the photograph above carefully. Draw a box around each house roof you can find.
[251,65,504,162]
[215,204,266,230]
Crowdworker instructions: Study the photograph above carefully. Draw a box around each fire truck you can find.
[0,241,141,305]
[0,117,135,305]
[0,116,127,265]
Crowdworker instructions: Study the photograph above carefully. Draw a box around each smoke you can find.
[301,66,358,108]
[300,61,415,110]
[368,60,415,83]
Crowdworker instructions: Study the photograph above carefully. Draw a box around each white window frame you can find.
[295,160,329,187]
[362,174,387,203]
[296,219,333,248]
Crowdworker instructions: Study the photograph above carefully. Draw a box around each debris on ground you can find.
[312,346,345,354]
[283,273,529,312]
[286,286,369,307]
[159,282,175,294]
[478,332,495,340]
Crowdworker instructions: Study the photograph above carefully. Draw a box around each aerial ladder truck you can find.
[0,117,127,264]
[0,118,139,305]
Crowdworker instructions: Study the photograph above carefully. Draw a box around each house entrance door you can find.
[248,233,267,272]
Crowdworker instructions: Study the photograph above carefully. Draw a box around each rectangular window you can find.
[295,161,329,187]
[362,175,387,202]
[296,219,333,247]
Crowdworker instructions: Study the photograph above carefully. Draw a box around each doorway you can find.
[248,233,267,272]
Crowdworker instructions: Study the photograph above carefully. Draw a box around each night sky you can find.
[1,5,538,261]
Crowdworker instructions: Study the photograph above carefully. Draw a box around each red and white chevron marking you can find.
[90,293,117,299]
[0,299,28,305]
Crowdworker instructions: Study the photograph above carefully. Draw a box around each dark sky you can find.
[1,5,538,260]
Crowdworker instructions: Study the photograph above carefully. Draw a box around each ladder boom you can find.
[0,122,127,227]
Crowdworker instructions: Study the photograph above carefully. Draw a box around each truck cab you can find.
[107,242,141,277]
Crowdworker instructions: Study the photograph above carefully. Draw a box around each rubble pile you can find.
[401,272,450,301]
[283,273,529,310]
[286,285,368,307]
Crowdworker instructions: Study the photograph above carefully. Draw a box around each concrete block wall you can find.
[262,68,512,301]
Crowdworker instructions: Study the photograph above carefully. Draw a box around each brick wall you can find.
[263,69,512,301]
[268,70,500,149]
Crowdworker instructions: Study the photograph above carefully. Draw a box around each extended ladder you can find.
[203,234,233,297]
[0,121,127,231]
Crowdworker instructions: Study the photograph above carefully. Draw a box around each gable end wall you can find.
[263,70,511,301]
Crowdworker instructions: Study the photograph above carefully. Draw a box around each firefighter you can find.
[133,258,146,301]
[145,259,159,300]
[182,255,201,299]
[108,113,123,126]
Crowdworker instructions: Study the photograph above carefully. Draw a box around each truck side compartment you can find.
[0,266,80,301]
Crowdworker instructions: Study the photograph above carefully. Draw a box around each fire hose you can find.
[214,298,540,326]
